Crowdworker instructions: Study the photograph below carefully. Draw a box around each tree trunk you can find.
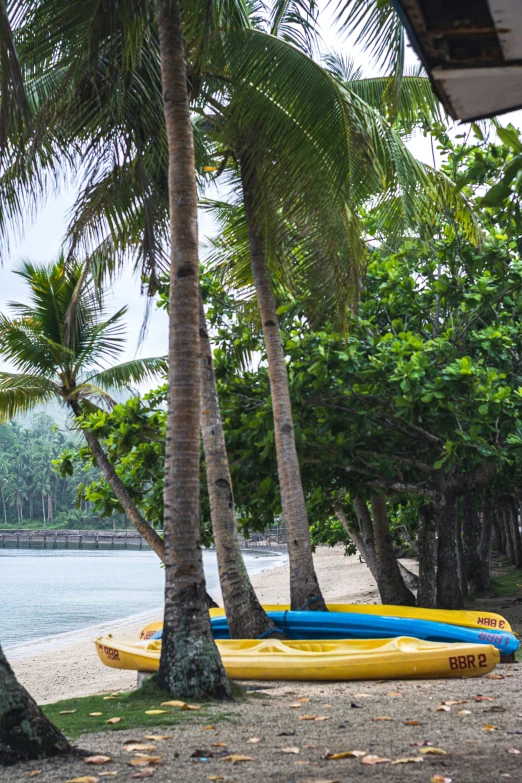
[352,497,379,579]
[397,561,419,591]
[41,493,46,528]
[435,492,464,609]
[501,501,515,564]
[240,156,325,612]
[507,497,522,568]
[47,494,53,524]
[156,0,230,699]
[0,643,70,765]
[199,295,276,638]
[417,503,437,609]
[462,493,482,593]
[476,490,494,591]
[455,500,467,597]
[1,486,6,526]
[492,496,505,553]
[370,494,415,606]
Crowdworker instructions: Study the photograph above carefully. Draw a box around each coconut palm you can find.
[0,257,167,553]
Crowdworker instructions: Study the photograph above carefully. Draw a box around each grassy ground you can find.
[490,563,522,597]
[41,677,236,739]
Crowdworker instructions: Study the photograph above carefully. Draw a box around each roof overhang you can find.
[392,0,522,121]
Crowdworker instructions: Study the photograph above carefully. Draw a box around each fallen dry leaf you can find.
[131,771,156,779]
[436,705,451,712]
[161,700,186,708]
[420,748,447,756]
[89,713,103,717]
[386,692,403,697]
[84,757,113,765]
[298,698,310,702]
[370,716,394,721]
[441,700,467,706]
[391,757,423,764]
[211,743,228,748]
[247,738,261,744]
[144,736,172,742]
[123,745,157,752]
[203,725,215,730]
[27,771,41,777]
[431,776,452,783]
[103,696,117,701]
[144,710,167,716]
[404,721,419,726]
[110,693,119,697]
[299,714,318,721]
[206,777,225,781]
[182,704,201,711]
[508,748,521,755]
[352,693,370,698]
[482,724,501,731]
[221,755,255,764]
[474,696,495,701]
[361,755,391,765]
[98,774,118,778]
[106,718,122,725]
[59,710,77,715]
[458,710,472,716]
[289,703,302,708]
[325,750,367,760]
[315,716,330,722]
[282,747,300,754]
[127,758,162,768]
[487,674,505,680]
[65,778,100,783]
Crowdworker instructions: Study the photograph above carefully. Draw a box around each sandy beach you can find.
[7,547,383,704]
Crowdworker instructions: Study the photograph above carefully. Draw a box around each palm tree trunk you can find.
[1,485,7,526]
[240,158,325,612]
[0,643,70,765]
[155,0,230,699]
[42,493,46,528]
[199,295,276,638]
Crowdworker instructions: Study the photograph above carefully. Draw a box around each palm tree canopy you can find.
[0,258,166,420]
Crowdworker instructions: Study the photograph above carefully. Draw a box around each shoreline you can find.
[8,547,380,704]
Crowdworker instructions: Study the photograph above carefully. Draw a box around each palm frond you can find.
[87,356,167,390]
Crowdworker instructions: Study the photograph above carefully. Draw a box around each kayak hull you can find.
[95,635,499,680]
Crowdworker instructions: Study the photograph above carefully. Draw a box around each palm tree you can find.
[0,257,166,556]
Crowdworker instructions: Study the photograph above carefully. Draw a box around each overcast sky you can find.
[1,1,521,376]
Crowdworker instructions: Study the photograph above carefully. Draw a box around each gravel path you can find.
[4,665,521,783]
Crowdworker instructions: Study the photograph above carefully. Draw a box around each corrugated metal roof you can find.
[392,0,522,120]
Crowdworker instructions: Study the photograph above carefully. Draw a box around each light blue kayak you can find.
[206,610,519,657]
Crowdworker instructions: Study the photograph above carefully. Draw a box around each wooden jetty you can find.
[0,529,151,550]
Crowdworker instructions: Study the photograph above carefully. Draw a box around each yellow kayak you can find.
[96,635,499,680]
[138,603,511,640]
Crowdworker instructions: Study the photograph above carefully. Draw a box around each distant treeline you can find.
[0,413,127,529]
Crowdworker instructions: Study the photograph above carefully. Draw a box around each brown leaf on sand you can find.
[404,721,419,725]
[370,716,394,721]
[221,755,255,764]
[325,750,367,760]
[458,710,472,715]
[211,743,228,748]
[482,724,501,731]
[65,778,100,783]
[473,696,495,702]
[442,700,467,706]
[508,748,521,755]
[386,692,403,697]
[299,715,318,721]
[203,725,215,730]
[392,757,424,764]
[289,703,302,708]
[298,698,310,702]
[487,674,505,680]
[127,757,163,767]
[247,738,261,744]
[205,777,225,781]
[131,771,156,779]
[419,748,447,756]
[84,757,113,765]
[106,718,122,724]
[123,745,157,753]
[436,705,451,712]
[144,736,172,742]
[282,747,300,754]
[431,776,452,783]
[314,716,329,721]
[27,771,41,777]
[361,755,391,765]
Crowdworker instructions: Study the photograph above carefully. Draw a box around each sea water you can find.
[0,548,286,648]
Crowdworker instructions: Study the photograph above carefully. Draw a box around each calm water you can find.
[0,549,286,648]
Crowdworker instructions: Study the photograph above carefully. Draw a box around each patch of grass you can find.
[42,678,234,739]
[490,566,522,597]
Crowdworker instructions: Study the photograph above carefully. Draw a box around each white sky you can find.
[1,1,522,375]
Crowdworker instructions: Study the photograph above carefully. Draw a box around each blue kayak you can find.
[207,611,519,657]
